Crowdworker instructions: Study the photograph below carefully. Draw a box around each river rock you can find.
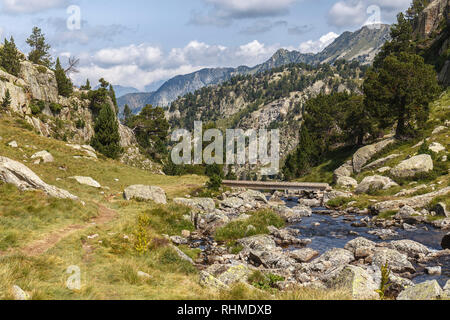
[397,280,444,300]
[71,176,101,188]
[323,190,353,204]
[433,202,449,217]
[289,248,320,263]
[0,156,78,200]
[344,237,376,255]
[371,248,415,274]
[444,280,450,297]
[336,176,358,188]
[291,205,313,217]
[31,150,54,163]
[237,235,277,251]
[174,197,216,213]
[388,240,430,258]
[123,185,167,204]
[368,229,399,240]
[355,175,398,194]
[442,233,450,249]
[221,197,244,209]
[425,266,442,276]
[298,199,322,207]
[390,155,433,178]
[238,189,268,203]
[353,138,395,173]
[326,265,379,300]
[303,248,355,274]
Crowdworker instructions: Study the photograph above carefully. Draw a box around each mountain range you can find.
[118,24,391,115]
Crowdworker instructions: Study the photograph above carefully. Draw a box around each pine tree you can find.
[26,27,52,67]
[364,52,440,138]
[91,104,122,159]
[0,37,22,76]
[108,84,118,114]
[54,58,73,97]
[80,79,91,91]
[1,89,11,109]
[123,104,133,126]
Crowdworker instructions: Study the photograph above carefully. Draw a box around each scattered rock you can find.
[390,155,433,178]
[8,140,18,148]
[368,229,399,240]
[336,176,358,188]
[174,198,216,213]
[363,154,401,171]
[397,280,444,300]
[123,185,167,204]
[289,248,320,263]
[0,156,78,200]
[181,230,191,238]
[326,265,379,300]
[344,237,376,255]
[70,176,101,188]
[371,248,415,274]
[12,285,30,301]
[355,175,398,194]
[432,126,446,135]
[425,266,442,276]
[429,142,446,153]
[388,240,430,258]
[221,197,244,209]
[353,138,395,173]
[170,236,188,245]
[170,245,194,264]
[30,150,54,163]
[237,235,277,251]
[137,271,151,279]
[199,271,228,290]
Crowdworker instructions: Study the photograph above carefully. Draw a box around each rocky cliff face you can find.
[0,58,159,172]
[414,0,449,37]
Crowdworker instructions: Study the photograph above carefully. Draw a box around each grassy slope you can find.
[0,113,349,300]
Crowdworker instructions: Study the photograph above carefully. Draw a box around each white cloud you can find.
[191,0,297,26]
[298,32,339,53]
[70,40,281,91]
[327,0,411,28]
[1,0,71,14]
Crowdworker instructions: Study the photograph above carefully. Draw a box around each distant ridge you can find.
[118,24,391,114]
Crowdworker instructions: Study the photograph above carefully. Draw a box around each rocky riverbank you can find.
[161,187,450,300]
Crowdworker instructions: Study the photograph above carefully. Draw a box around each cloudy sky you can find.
[0,0,412,91]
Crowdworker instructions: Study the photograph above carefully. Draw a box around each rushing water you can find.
[283,198,449,286]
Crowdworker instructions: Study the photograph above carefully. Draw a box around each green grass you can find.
[214,209,285,243]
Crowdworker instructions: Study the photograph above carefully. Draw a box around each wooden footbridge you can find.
[222,180,331,192]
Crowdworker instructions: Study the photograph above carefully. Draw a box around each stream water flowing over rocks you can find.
[283,198,449,286]
[170,188,450,299]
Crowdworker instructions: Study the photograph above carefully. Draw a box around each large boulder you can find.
[19,61,59,103]
[429,142,446,153]
[390,155,433,178]
[397,280,444,300]
[173,197,216,213]
[221,197,245,209]
[302,248,355,274]
[355,175,398,194]
[344,237,376,255]
[336,176,358,189]
[31,150,54,163]
[362,154,401,171]
[289,248,320,263]
[353,138,395,173]
[237,189,268,204]
[0,156,78,200]
[333,160,353,180]
[387,240,430,258]
[124,185,167,204]
[70,176,101,188]
[326,265,379,300]
[206,264,253,286]
[237,235,277,251]
[371,248,415,274]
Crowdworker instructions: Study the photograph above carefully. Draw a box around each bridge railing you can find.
[222,180,331,191]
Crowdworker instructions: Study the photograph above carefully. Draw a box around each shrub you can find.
[49,102,62,114]
[30,100,45,115]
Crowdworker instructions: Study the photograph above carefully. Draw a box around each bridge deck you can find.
[222,180,330,191]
